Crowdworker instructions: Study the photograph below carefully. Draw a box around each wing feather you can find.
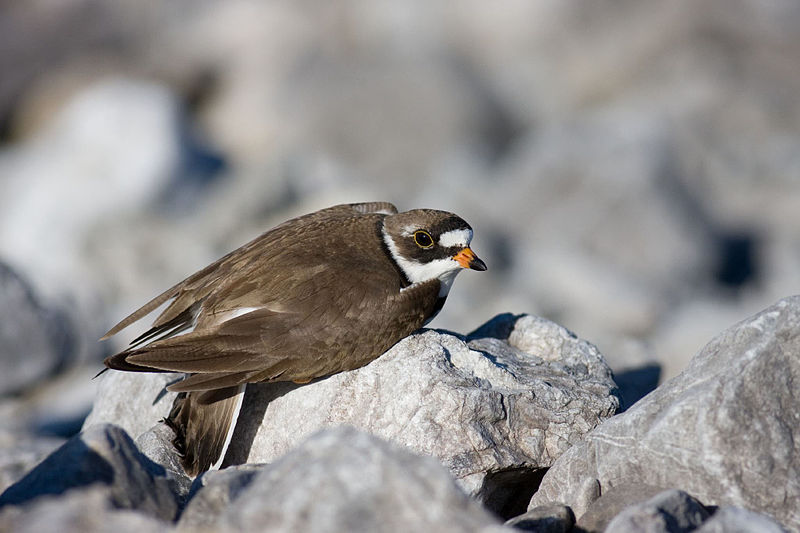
[101,203,397,341]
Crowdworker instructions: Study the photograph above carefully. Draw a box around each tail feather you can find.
[165,384,246,477]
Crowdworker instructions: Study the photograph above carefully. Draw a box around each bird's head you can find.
[382,209,486,295]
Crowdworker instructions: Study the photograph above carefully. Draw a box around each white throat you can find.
[382,228,463,298]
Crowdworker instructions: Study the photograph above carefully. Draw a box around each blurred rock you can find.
[0,432,64,495]
[603,489,710,533]
[612,364,661,412]
[0,79,182,303]
[2,0,800,399]
[0,424,179,522]
[178,464,262,530]
[529,297,800,530]
[208,427,507,533]
[504,504,574,532]
[695,506,787,533]
[576,484,669,533]
[4,365,98,442]
[0,262,75,396]
[0,487,171,533]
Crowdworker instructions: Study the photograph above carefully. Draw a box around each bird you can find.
[101,202,486,476]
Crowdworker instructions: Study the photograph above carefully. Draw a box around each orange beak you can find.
[453,247,487,271]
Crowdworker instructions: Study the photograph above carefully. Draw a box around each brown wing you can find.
[106,276,439,388]
[103,201,442,389]
[107,280,440,390]
[101,202,398,341]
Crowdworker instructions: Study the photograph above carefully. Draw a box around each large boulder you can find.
[0,424,179,522]
[86,314,619,515]
[0,488,170,533]
[603,489,710,533]
[237,315,618,501]
[185,427,508,532]
[84,372,179,440]
[529,296,800,530]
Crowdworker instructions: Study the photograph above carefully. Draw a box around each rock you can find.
[0,487,171,533]
[695,506,787,533]
[0,262,75,396]
[576,484,670,533]
[230,314,619,514]
[504,504,574,532]
[134,424,193,503]
[178,464,263,529]
[0,432,64,495]
[87,313,618,518]
[7,365,102,442]
[529,297,800,530]
[0,424,178,521]
[0,79,180,305]
[603,489,710,533]
[84,371,180,439]
[209,427,508,532]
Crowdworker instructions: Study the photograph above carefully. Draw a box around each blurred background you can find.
[2,0,800,484]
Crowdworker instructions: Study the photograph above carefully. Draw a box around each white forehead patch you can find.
[400,225,416,237]
[438,228,473,248]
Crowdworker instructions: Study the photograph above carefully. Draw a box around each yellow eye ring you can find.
[413,230,434,248]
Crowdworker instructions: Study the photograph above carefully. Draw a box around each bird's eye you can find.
[413,230,434,248]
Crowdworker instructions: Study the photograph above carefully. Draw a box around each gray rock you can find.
[0,487,171,533]
[0,432,64,494]
[212,426,508,533]
[529,297,800,530]
[84,371,180,438]
[0,262,75,396]
[178,464,263,529]
[0,424,178,521]
[576,484,670,533]
[504,504,574,532]
[87,313,618,516]
[134,423,193,503]
[0,79,181,307]
[695,506,787,533]
[603,489,710,533]
[232,314,618,508]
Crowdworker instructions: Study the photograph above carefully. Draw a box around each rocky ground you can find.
[1,1,800,532]
[2,302,798,532]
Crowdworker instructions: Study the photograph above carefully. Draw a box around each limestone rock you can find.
[603,489,710,533]
[231,314,618,507]
[504,504,574,532]
[529,297,800,531]
[0,79,180,305]
[0,487,171,533]
[0,432,64,494]
[178,464,263,530]
[83,371,180,439]
[0,262,75,396]
[210,427,508,533]
[695,506,787,533]
[0,424,178,522]
[576,484,670,533]
[134,424,193,503]
[86,313,618,516]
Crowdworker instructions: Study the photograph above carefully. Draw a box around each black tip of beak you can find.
[470,256,487,271]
